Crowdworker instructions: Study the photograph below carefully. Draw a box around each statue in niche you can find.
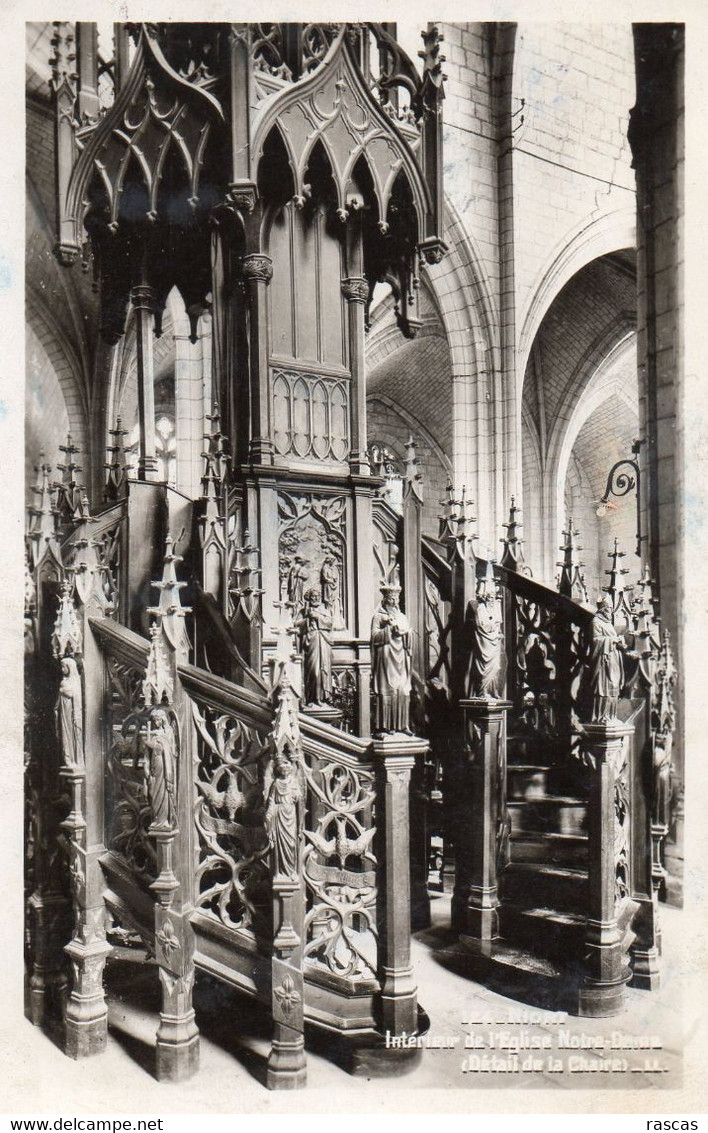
[287,555,310,616]
[144,707,178,830]
[588,596,626,724]
[371,583,412,734]
[466,570,506,699]
[264,743,305,881]
[295,588,333,706]
[57,655,84,769]
[320,554,344,629]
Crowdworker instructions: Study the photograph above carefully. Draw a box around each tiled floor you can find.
[7,898,699,1113]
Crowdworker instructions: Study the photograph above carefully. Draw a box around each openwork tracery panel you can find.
[272,368,350,462]
[105,657,157,885]
[303,756,378,982]
[192,703,272,937]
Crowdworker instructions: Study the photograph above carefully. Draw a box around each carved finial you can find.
[55,431,86,524]
[49,22,77,96]
[51,578,82,659]
[229,529,265,625]
[602,538,633,623]
[201,399,230,508]
[105,417,129,502]
[500,495,530,575]
[148,532,191,654]
[557,517,588,603]
[403,435,424,505]
[653,628,676,744]
[438,477,456,542]
[142,620,174,707]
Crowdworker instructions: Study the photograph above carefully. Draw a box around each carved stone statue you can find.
[57,655,84,769]
[296,588,333,706]
[371,584,412,734]
[287,555,309,616]
[467,575,506,699]
[144,708,178,830]
[320,554,344,628]
[264,744,305,881]
[589,596,625,723]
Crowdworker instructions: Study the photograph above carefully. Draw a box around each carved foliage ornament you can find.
[192,702,271,933]
[241,254,274,283]
[341,276,370,303]
[303,757,377,981]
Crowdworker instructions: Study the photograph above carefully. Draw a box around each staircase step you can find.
[510,831,588,867]
[508,796,587,836]
[499,902,586,962]
[503,862,588,914]
[507,764,550,800]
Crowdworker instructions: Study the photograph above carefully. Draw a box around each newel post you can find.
[578,720,635,1017]
[61,532,113,1059]
[145,534,200,1081]
[453,698,512,944]
[373,733,427,1037]
[265,674,307,1090]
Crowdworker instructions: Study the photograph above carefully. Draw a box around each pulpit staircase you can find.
[420,499,675,1015]
[25,455,429,1090]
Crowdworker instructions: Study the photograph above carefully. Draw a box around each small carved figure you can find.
[296,588,333,706]
[287,555,309,616]
[589,596,625,723]
[320,555,344,628]
[144,708,178,830]
[467,573,506,699]
[264,744,305,880]
[57,656,84,769]
[371,584,412,734]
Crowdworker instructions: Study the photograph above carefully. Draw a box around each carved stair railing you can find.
[418,496,669,1016]
[87,616,423,1084]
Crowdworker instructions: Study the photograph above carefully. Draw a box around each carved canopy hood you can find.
[52,21,447,343]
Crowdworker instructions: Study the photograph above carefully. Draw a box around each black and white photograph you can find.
[11,2,707,1117]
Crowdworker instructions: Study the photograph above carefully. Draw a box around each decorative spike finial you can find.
[147,532,191,653]
[557,517,588,603]
[105,417,129,502]
[602,538,633,623]
[51,577,82,659]
[142,620,174,707]
[500,495,530,575]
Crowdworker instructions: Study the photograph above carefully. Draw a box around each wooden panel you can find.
[319,214,345,367]
[268,206,295,358]
[294,207,318,362]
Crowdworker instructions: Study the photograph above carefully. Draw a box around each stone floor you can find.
[7,898,702,1114]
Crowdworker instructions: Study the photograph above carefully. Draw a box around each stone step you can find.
[508,795,587,836]
[509,830,588,867]
[507,764,550,801]
[502,861,588,914]
[499,902,586,962]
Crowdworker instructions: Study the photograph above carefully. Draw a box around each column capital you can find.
[131,283,156,310]
[242,253,273,284]
[341,276,370,303]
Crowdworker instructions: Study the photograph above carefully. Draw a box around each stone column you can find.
[341,276,370,476]
[242,253,274,465]
[374,734,427,1037]
[130,284,159,481]
[578,720,634,1018]
[453,698,511,946]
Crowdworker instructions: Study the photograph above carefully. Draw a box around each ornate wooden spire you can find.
[557,517,588,603]
[148,533,191,655]
[104,417,129,502]
[603,538,633,624]
[500,496,529,575]
[54,431,86,525]
[403,435,424,505]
